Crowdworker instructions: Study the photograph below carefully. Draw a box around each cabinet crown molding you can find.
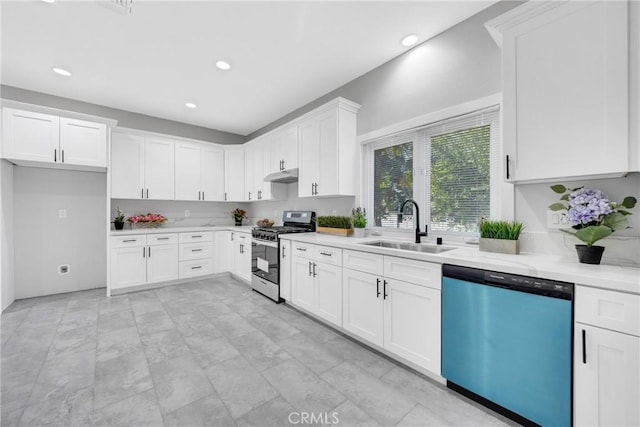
[485,0,573,47]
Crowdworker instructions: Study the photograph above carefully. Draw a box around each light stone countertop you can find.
[280,233,640,295]
[109,225,254,236]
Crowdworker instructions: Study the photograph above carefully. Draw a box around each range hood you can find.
[264,168,298,183]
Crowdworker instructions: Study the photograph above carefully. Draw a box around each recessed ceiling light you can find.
[216,60,231,71]
[41,0,55,3]
[52,67,72,77]
[185,102,197,109]
[401,34,419,47]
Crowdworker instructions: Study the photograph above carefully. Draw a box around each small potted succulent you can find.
[317,216,353,236]
[479,219,525,255]
[231,208,247,226]
[352,207,367,238]
[113,206,125,230]
[549,185,636,264]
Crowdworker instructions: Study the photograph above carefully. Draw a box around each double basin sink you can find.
[359,240,454,254]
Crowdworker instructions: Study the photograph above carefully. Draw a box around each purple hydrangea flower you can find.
[566,188,612,226]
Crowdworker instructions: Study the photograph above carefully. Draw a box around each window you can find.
[366,106,500,236]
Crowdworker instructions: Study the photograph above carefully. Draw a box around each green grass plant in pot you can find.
[317,215,353,236]
[352,207,367,238]
[549,185,637,264]
[479,219,525,255]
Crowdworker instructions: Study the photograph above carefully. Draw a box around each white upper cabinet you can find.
[2,107,107,170]
[244,137,272,201]
[224,146,245,201]
[111,131,174,200]
[270,125,298,173]
[298,98,360,197]
[175,141,224,201]
[487,1,631,182]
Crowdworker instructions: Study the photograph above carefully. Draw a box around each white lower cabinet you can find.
[231,231,252,282]
[178,232,213,279]
[342,249,441,374]
[110,234,178,290]
[574,286,640,426]
[291,242,343,327]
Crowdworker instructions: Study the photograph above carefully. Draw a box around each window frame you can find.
[362,103,504,239]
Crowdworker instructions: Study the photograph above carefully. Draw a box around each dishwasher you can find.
[441,264,573,427]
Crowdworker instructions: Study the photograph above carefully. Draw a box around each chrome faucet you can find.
[398,199,428,243]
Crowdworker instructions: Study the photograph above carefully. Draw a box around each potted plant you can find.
[317,216,353,236]
[231,208,247,226]
[479,219,525,255]
[352,207,367,238]
[549,185,636,264]
[113,206,125,230]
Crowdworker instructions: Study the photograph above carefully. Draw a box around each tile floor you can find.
[1,277,515,427]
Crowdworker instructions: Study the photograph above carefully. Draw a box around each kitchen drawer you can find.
[292,242,314,259]
[111,235,145,248]
[179,241,213,261]
[179,258,213,279]
[383,256,441,290]
[147,233,178,246]
[314,245,342,267]
[575,286,640,337]
[343,250,383,276]
[179,231,213,243]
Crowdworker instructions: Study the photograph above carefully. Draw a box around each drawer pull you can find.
[319,252,332,257]
[191,266,202,270]
[191,249,202,252]
[157,237,170,241]
[296,247,307,252]
[191,235,203,238]
[123,239,137,243]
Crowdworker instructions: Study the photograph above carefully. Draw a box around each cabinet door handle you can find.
[143,246,146,258]
[231,232,234,241]
[308,261,312,276]
[224,192,227,201]
[202,191,204,200]
[281,246,286,259]
[54,149,57,162]
[506,155,510,180]
[198,191,201,201]
[191,248,202,252]
[582,329,587,364]
[383,280,388,300]
[141,188,144,199]
[61,150,64,163]
[240,244,244,254]
[312,262,317,277]
[248,192,252,200]
[191,266,202,270]
[376,278,381,298]
[148,246,151,257]
[146,189,149,199]
[319,252,332,257]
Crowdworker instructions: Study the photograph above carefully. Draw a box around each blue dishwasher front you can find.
[442,264,573,427]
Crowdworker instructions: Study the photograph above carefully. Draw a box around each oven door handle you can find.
[252,238,279,249]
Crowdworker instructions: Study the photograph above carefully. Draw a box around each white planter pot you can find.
[479,238,520,255]
[353,228,366,238]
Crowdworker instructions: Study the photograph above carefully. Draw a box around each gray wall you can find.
[13,167,107,299]
[247,1,521,140]
[0,85,245,145]
[1,160,15,310]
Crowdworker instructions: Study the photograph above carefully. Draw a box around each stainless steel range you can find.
[251,211,316,302]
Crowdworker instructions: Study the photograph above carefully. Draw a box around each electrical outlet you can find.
[184,210,190,217]
[58,209,67,219]
[332,210,337,215]
[58,264,70,274]
[547,210,568,229]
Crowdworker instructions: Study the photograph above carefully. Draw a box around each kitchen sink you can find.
[359,240,454,254]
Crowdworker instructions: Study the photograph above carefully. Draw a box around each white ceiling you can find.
[1,1,496,136]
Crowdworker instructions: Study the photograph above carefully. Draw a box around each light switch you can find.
[58,209,67,219]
